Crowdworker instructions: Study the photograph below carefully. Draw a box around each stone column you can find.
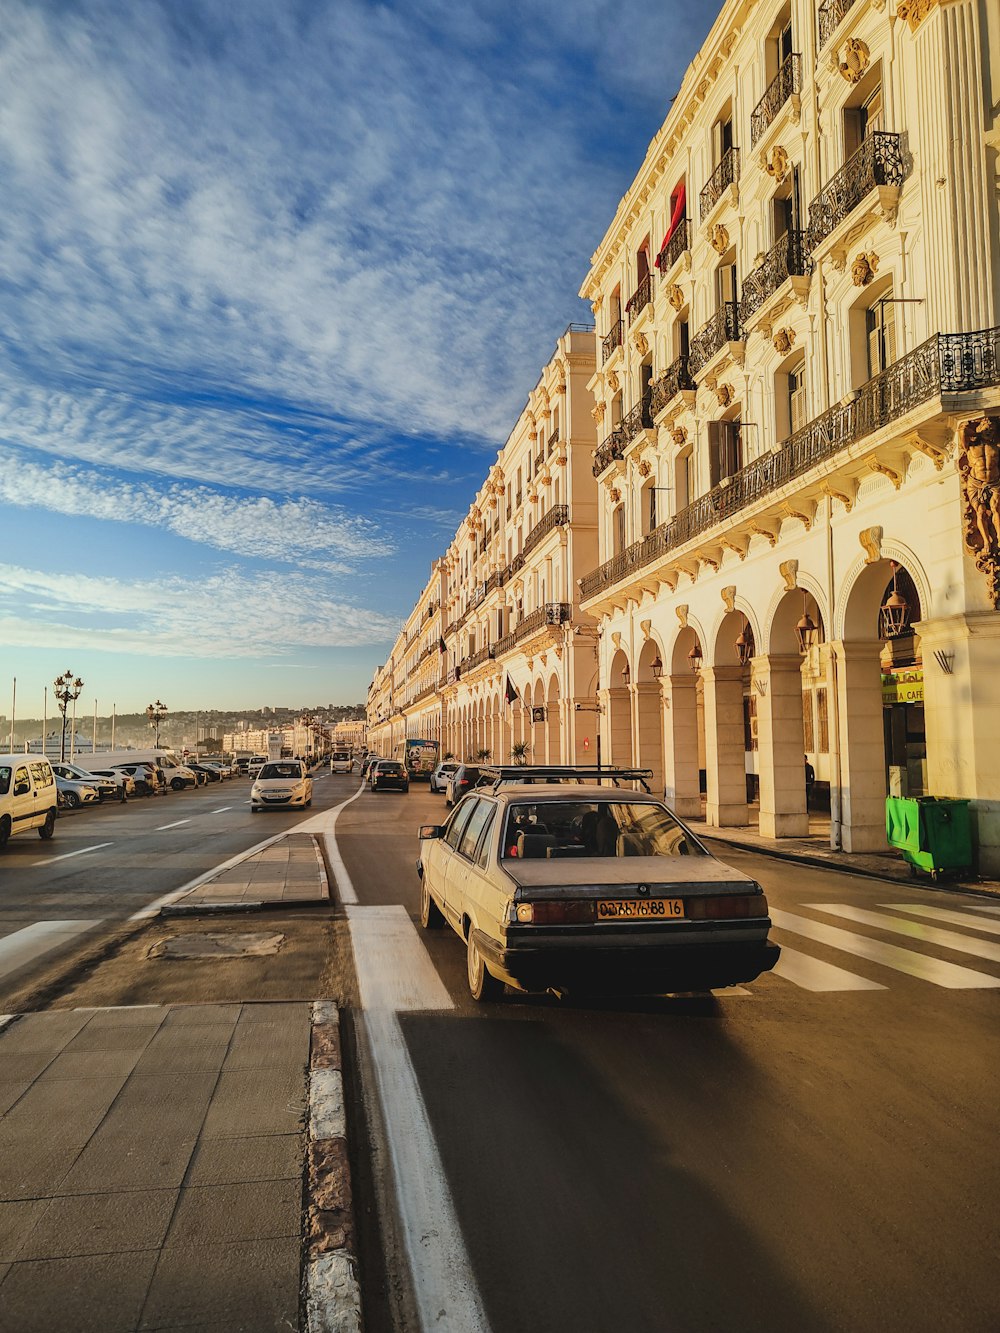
[753,653,809,839]
[662,673,701,818]
[702,665,749,827]
[607,685,633,767]
[830,640,887,852]
[634,681,665,796]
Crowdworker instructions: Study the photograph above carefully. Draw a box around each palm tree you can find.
[443,751,454,761]
[476,748,491,762]
[510,741,530,765]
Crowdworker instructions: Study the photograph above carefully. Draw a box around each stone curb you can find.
[304,1000,363,1333]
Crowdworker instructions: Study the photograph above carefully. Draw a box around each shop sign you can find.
[881,668,924,705]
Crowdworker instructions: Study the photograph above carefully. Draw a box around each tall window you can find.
[866,293,896,378]
[717,261,737,307]
[788,359,807,435]
[613,504,626,555]
[708,420,743,487]
[844,79,883,157]
[642,481,657,535]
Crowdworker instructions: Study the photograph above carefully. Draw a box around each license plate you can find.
[597,898,684,920]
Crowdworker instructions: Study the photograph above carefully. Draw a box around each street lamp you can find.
[146,700,168,746]
[687,640,703,674]
[735,614,754,667]
[880,561,911,639]
[53,670,84,763]
[795,590,818,656]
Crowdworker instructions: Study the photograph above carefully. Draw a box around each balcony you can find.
[740,230,810,326]
[656,219,691,277]
[620,393,654,447]
[688,301,741,379]
[593,424,628,477]
[547,427,560,453]
[524,503,570,558]
[602,319,624,363]
[699,147,740,221]
[806,132,906,252]
[579,326,1000,602]
[495,604,572,656]
[818,0,856,48]
[750,53,802,147]
[650,354,695,416]
[626,274,652,322]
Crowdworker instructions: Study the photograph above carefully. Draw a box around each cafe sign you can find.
[881,668,924,705]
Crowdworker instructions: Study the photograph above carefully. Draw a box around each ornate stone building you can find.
[577,0,1000,867]
[370,0,1000,872]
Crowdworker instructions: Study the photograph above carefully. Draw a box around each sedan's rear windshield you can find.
[259,763,303,780]
[380,763,404,773]
[501,801,706,859]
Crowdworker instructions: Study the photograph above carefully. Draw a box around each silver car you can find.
[417,770,779,1002]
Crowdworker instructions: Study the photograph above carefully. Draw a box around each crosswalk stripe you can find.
[769,908,1000,989]
[0,920,102,982]
[881,903,1000,938]
[812,904,1000,965]
[771,947,886,992]
[967,903,1000,916]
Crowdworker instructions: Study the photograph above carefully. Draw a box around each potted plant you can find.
[510,741,530,766]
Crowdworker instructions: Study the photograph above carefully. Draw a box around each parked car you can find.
[111,762,162,796]
[186,762,222,783]
[247,756,268,778]
[55,774,101,809]
[429,761,459,794]
[250,760,313,812]
[360,755,380,781]
[89,768,136,800]
[416,771,780,1002]
[199,761,232,780]
[51,763,119,804]
[369,760,409,793]
[0,756,58,847]
[444,764,483,807]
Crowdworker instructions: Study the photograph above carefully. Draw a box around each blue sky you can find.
[0,0,713,715]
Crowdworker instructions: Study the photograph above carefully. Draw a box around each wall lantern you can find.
[795,591,817,655]
[651,654,664,678]
[621,663,631,685]
[880,561,911,639]
[687,640,703,674]
[735,615,754,667]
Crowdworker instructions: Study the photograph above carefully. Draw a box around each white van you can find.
[330,751,353,773]
[0,755,59,848]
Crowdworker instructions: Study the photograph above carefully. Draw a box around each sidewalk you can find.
[0,1002,310,1332]
[688,812,1000,896]
[163,833,329,914]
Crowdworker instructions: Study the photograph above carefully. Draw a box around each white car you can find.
[250,760,313,812]
[429,761,459,794]
[55,774,101,809]
[82,767,135,800]
[51,762,120,803]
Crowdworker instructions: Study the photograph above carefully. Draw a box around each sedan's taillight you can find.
[685,894,768,920]
[514,900,596,925]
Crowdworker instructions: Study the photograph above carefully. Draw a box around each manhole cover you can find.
[148,932,285,960]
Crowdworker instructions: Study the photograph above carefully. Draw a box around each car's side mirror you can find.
[419,824,443,840]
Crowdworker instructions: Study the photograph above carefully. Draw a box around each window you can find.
[717,261,738,307]
[714,114,733,165]
[866,293,896,377]
[788,360,808,434]
[743,694,759,752]
[613,504,626,555]
[642,481,657,535]
[685,449,696,505]
[708,420,743,487]
[844,76,883,157]
[501,800,707,860]
[458,798,495,861]
[444,799,477,849]
[13,767,30,797]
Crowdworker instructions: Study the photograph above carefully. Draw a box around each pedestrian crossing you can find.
[765,902,1000,992]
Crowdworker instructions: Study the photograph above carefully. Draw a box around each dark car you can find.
[444,764,483,807]
[361,755,380,781]
[186,762,222,783]
[370,760,409,793]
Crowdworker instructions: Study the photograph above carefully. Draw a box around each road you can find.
[335,780,1000,1333]
[5,770,998,1331]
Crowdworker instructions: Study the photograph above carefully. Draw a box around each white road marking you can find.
[156,819,192,831]
[772,947,886,992]
[346,905,489,1333]
[770,908,1000,988]
[294,780,367,905]
[967,902,1000,916]
[0,920,103,982]
[880,903,1000,937]
[211,807,233,814]
[812,903,1000,965]
[31,842,114,867]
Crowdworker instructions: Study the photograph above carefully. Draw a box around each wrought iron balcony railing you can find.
[656,219,691,276]
[524,504,570,558]
[579,326,1000,602]
[688,301,741,378]
[807,131,906,251]
[699,147,740,220]
[650,355,695,416]
[740,230,810,325]
[602,319,624,363]
[592,424,628,476]
[547,428,560,452]
[626,274,652,322]
[818,0,856,48]
[751,53,802,146]
[620,393,654,446]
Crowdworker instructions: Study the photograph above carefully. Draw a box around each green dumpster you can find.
[885,796,973,882]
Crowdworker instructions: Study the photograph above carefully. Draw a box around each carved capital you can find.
[859,526,884,565]
[779,559,799,591]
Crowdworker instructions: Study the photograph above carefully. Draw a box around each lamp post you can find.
[146,700,168,747]
[53,670,84,763]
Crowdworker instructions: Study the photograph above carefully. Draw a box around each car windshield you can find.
[259,763,302,780]
[500,800,706,859]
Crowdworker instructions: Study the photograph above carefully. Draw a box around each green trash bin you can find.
[885,796,972,881]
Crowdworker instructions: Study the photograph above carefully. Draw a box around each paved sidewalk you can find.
[690,818,1000,895]
[165,834,329,913]
[0,1002,310,1332]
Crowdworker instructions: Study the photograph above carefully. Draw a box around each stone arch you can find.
[767,585,827,658]
[838,546,929,643]
[607,647,633,768]
[635,637,664,795]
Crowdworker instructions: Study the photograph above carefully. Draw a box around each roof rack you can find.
[478,765,654,793]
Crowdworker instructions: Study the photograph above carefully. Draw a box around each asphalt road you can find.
[336,781,1000,1333]
[0,768,357,1005]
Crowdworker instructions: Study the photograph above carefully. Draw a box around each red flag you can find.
[654,182,686,268]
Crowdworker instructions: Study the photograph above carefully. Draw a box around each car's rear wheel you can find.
[419,879,444,930]
[467,930,503,1002]
[171,778,186,791]
[63,791,81,809]
[38,811,56,840]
